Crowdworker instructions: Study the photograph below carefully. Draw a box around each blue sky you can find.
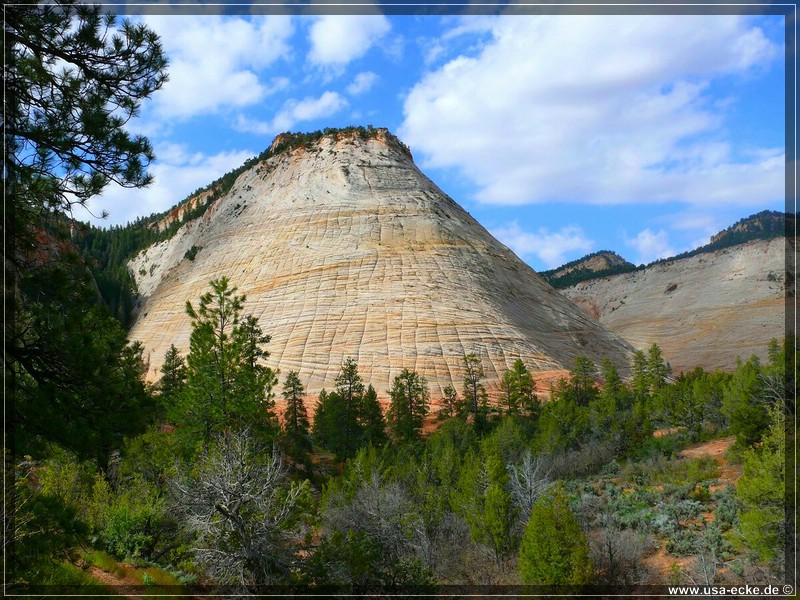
[88,12,787,272]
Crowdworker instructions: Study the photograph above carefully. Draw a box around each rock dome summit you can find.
[127,127,634,401]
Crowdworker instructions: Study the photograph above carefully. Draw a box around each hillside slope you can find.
[560,237,790,373]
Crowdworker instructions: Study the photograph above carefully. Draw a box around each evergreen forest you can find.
[8,266,795,593]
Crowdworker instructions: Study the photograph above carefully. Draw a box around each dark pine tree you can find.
[6,0,167,467]
[462,354,489,432]
[158,344,186,417]
[387,369,429,444]
[439,384,459,419]
[175,277,277,445]
[282,370,311,456]
[359,384,388,447]
[332,358,366,458]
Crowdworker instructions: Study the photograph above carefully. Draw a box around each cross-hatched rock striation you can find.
[128,129,633,402]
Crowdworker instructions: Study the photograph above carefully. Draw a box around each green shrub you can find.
[103,503,153,558]
[628,455,721,487]
[712,488,738,530]
[609,490,657,530]
[99,483,164,560]
[629,431,692,460]
[682,457,722,485]
[171,570,197,586]
[183,245,201,261]
[661,482,695,501]
[9,465,89,586]
[650,512,677,536]
[688,484,712,503]
[37,450,95,510]
[602,460,621,476]
[666,529,697,556]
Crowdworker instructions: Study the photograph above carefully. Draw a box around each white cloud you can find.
[490,222,593,269]
[422,41,446,65]
[668,210,722,234]
[307,15,390,66]
[85,145,255,226]
[347,71,379,95]
[441,15,497,41]
[399,15,782,209]
[625,228,676,264]
[419,16,496,66]
[236,91,348,135]
[143,15,294,119]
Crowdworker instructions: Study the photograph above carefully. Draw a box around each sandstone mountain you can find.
[127,128,633,402]
[559,236,791,374]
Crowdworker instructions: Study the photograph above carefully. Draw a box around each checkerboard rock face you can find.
[128,129,633,405]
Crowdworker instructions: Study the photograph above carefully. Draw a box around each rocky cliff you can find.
[560,237,790,373]
[127,128,633,402]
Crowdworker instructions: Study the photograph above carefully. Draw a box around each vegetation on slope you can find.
[540,251,637,289]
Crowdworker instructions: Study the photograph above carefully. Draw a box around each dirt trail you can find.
[83,562,205,600]
[85,565,146,599]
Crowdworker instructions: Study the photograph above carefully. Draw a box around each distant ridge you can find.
[541,251,636,289]
[544,210,793,289]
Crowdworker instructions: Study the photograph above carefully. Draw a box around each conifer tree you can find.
[590,358,640,450]
[312,390,352,459]
[500,370,519,415]
[7,1,166,467]
[235,315,278,421]
[332,358,366,457]
[569,355,598,407]
[519,484,592,585]
[176,277,277,443]
[462,354,489,418]
[359,384,388,447]
[631,349,649,401]
[312,389,332,448]
[455,444,517,564]
[646,343,671,393]
[535,380,590,453]
[500,359,538,416]
[387,369,429,444]
[439,384,459,419]
[158,344,187,406]
[590,358,623,431]
[722,356,770,447]
[282,371,310,454]
[735,403,786,570]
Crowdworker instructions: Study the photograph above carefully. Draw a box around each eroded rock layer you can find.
[128,130,633,400]
[560,237,790,373]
